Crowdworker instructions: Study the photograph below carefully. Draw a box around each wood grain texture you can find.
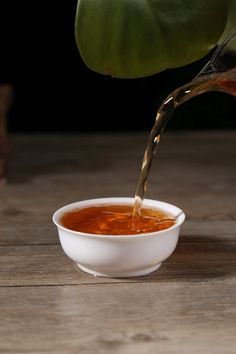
[0,239,235,287]
[0,282,235,353]
[0,133,235,353]
[0,220,236,246]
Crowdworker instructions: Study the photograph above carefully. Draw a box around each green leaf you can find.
[75,0,227,78]
[219,0,236,42]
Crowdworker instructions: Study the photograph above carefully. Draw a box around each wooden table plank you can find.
[0,133,235,229]
[0,238,235,286]
[0,282,235,354]
[0,220,236,246]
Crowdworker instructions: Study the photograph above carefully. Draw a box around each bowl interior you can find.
[53,198,185,238]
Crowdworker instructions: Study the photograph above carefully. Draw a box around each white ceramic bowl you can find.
[53,198,185,278]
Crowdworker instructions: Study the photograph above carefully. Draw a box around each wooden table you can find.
[0,132,235,354]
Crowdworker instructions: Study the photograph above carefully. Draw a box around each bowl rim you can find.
[52,197,185,239]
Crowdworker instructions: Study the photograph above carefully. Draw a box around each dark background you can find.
[0,0,235,132]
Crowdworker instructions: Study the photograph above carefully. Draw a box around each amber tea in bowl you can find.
[60,204,175,235]
[53,198,185,278]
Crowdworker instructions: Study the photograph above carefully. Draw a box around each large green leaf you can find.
[75,0,227,78]
[219,0,236,42]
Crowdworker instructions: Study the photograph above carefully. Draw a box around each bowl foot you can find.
[76,263,162,278]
